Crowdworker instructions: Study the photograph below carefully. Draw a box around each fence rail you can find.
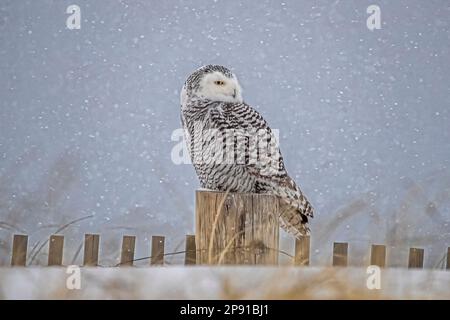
[5,233,450,269]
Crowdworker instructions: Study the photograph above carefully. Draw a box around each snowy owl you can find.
[180,65,313,237]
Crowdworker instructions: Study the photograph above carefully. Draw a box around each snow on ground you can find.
[0,266,448,299]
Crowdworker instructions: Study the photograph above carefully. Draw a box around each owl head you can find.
[181,65,243,105]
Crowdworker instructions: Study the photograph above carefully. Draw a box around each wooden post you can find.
[184,234,196,265]
[195,191,279,265]
[294,236,310,266]
[11,234,28,266]
[370,244,386,268]
[332,242,348,267]
[151,235,165,265]
[408,247,424,269]
[447,247,450,270]
[120,235,136,266]
[83,234,100,266]
[48,235,64,266]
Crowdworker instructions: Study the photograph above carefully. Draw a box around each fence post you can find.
[151,235,165,265]
[11,234,28,266]
[408,247,424,269]
[447,247,450,270]
[120,235,136,266]
[184,234,196,265]
[48,235,64,266]
[294,236,310,266]
[370,244,386,268]
[83,234,100,266]
[332,242,348,267]
[195,190,279,265]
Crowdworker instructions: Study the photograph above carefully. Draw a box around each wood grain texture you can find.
[120,235,136,266]
[48,235,64,266]
[195,190,279,265]
[151,235,165,265]
[408,248,424,269]
[294,236,310,266]
[184,234,196,265]
[83,234,100,266]
[11,234,28,266]
[332,242,348,267]
[370,244,386,268]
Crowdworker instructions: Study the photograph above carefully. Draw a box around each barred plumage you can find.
[181,65,313,237]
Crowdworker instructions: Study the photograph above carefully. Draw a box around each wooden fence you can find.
[6,233,450,269]
[4,190,450,269]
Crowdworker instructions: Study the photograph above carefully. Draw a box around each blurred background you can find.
[0,0,449,268]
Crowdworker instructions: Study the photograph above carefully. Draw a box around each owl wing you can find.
[216,103,314,227]
[180,113,192,157]
[217,102,288,178]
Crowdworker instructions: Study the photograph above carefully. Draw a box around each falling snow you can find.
[0,1,449,267]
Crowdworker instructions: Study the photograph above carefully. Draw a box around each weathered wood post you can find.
[447,247,450,270]
[184,234,196,265]
[408,247,424,269]
[83,234,100,266]
[151,235,165,265]
[48,235,64,266]
[294,236,310,266]
[195,190,279,265]
[11,234,28,266]
[370,244,386,268]
[120,235,136,266]
[332,242,348,267]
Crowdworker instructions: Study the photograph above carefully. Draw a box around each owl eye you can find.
[214,80,225,86]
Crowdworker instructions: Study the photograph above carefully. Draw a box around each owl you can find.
[180,65,313,237]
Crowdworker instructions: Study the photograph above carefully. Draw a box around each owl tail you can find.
[279,200,310,238]
[270,177,313,238]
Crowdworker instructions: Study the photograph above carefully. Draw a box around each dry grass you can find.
[0,266,448,300]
